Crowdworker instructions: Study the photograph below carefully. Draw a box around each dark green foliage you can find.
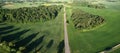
[0,5,63,23]
[71,10,105,30]
[57,40,64,53]
[73,1,105,9]
[87,4,106,9]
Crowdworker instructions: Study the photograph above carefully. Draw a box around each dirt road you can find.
[63,5,71,53]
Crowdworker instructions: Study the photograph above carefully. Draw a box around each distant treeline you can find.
[71,10,105,30]
[73,0,106,9]
[0,0,46,2]
[87,4,106,9]
[0,0,69,3]
[0,5,63,23]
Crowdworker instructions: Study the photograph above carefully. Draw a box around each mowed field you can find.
[0,3,64,53]
[66,1,120,53]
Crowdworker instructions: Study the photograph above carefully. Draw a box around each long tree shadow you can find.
[36,45,44,52]
[23,35,45,53]
[0,28,20,35]
[0,25,14,32]
[15,32,39,48]
[0,23,6,25]
[46,39,54,48]
[35,39,54,53]
[57,40,64,53]
[1,29,30,42]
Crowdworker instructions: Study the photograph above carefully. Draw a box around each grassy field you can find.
[2,2,43,9]
[94,1,120,10]
[0,1,120,53]
[0,6,64,53]
[110,48,120,53]
[67,2,120,53]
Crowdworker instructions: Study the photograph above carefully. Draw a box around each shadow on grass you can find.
[34,45,44,53]
[46,39,54,48]
[57,40,64,53]
[98,43,120,53]
[15,32,39,48]
[0,28,20,35]
[39,45,44,51]
[23,35,45,53]
[1,29,30,42]
[0,23,6,25]
[0,25,14,32]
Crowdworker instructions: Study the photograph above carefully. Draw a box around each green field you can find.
[67,2,120,53]
[0,3,64,53]
[110,48,120,53]
[2,2,43,9]
[0,1,120,53]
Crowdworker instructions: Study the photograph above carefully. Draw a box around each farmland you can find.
[67,0,120,53]
[0,0,120,53]
[0,2,64,53]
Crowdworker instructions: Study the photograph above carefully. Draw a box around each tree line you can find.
[87,4,106,9]
[71,9,105,30]
[0,5,63,23]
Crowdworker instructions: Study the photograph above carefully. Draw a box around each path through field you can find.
[63,5,71,53]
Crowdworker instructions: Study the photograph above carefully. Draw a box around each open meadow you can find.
[0,0,120,53]
[67,1,120,53]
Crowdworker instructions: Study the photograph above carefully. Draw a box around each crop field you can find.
[67,1,120,53]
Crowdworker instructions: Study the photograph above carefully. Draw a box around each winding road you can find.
[63,5,71,53]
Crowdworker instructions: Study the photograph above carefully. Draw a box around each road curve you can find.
[63,5,71,53]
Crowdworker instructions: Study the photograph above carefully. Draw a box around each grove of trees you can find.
[0,5,63,23]
[71,10,105,30]
[87,4,106,9]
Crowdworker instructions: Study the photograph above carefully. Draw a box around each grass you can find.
[0,6,64,53]
[67,4,120,53]
[101,1,120,10]
[2,2,42,9]
[1,1,120,53]
[110,48,120,53]
[0,47,9,53]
